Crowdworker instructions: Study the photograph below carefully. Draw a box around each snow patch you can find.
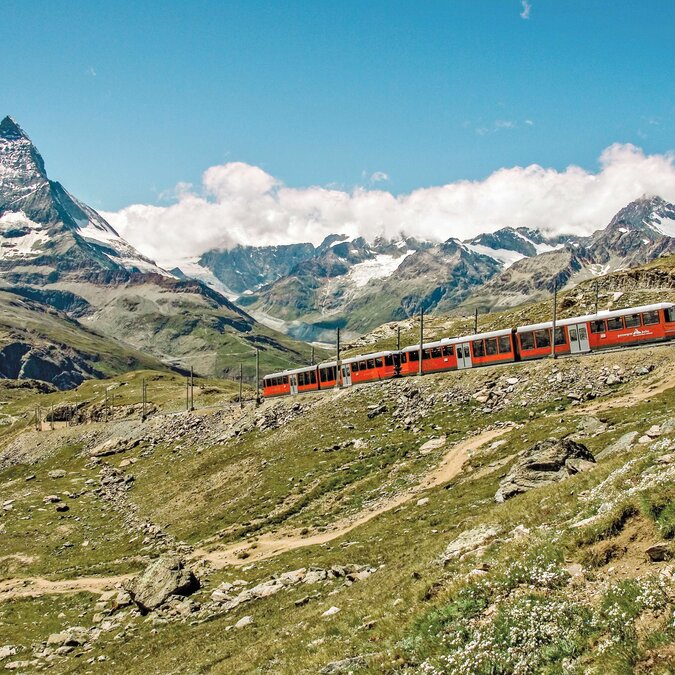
[0,211,49,259]
[348,252,413,287]
[165,258,237,298]
[653,216,675,237]
[463,242,525,268]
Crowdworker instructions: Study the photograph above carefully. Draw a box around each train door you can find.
[290,373,298,395]
[568,324,590,354]
[455,342,473,369]
[341,364,352,387]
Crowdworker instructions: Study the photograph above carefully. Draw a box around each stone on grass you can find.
[646,543,671,562]
[322,606,341,617]
[125,555,200,614]
[0,646,16,660]
[442,525,499,563]
[234,615,254,628]
[320,656,367,674]
[495,438,595,503]
[48,469,66,479]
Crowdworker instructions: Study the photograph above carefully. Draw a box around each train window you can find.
[535,329,551,348]
[367,359,376,369]
[442,345,453,357]
[409,350,419,362]
[309,370,317,384]
[485,338,498,355]
[520,332,535,350]
[384,354,393,367]
[554,327,567,345]
[498,335,511,353]
[400,352,408,363]
[431,347,442,358]
[624,314,641,328]
[422,349,431,360]
[283,376,289,385]
[375,357,383,368]
[666,307,675,323]
[642,310,660,325]
[591,319,607,334]
[472,340,485,357]
[298,372,305,386]
[606,317,624,331]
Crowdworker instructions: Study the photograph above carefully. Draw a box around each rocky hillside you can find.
[0,117,319,383]
[0,327,673,672]
[462,196,675,313]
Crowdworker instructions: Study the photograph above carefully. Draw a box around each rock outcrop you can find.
[495,438,595,502]
[125,555,200,614]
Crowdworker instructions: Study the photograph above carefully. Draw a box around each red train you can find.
[262,302,675,397]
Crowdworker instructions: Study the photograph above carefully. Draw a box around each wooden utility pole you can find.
[255,348,260,404]
[418,308,424,376]
[239,363,244,409]
[595,280,599,315]
[190,366,194,411]
[186,376,189,412]
[551,280,558,360]
[336,327,341,388]
[396,325,401,352]
[50,404,54,431]
[474,308,478,334]
[141,378,147,421]
[310,345,314,366]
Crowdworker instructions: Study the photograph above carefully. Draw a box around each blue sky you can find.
[3,0,675,215]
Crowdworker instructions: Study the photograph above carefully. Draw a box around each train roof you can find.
[342,351,394,364]
[517,302,674,333]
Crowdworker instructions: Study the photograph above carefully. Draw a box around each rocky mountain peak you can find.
[606,195,675,236]
[0,115,28,141]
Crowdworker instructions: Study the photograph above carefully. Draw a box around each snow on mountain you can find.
[348,251,415,287]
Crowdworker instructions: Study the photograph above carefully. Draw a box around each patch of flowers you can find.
[595,576,671,655]
[417,594,591,674]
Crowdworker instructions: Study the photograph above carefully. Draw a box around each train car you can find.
[517,302,675,359]
[400,339,455,375]
[341,351,398,385]
[450,328,518,369]
[262,371,291,397]
[262,364,320,397]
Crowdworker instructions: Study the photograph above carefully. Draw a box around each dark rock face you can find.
[0,341,100,390]
[495,438,595,502]
[126,555,200,614]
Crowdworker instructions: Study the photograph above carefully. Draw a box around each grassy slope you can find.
[0,291,167,376]
[0,343,673,673]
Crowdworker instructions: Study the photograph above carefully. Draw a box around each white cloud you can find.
[525,119,535,126]
[103,143,675,265]
[520,0,532,19]
[370,171,389,183]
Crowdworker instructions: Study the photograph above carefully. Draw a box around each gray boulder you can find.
[126,555,199,613]
[495,438,595,503]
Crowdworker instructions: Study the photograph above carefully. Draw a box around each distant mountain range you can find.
[183,196,674,340]
[0,116,316,387]
[2,114,673,387]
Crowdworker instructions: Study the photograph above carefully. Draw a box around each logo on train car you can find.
[617,328,653,339]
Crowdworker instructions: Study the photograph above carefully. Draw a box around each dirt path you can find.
[582,370,675,414]
[0,574,132,602]
[195,426,513,568]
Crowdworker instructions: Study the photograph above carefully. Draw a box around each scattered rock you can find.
[596,432,638,459]
[55,502,69,512]
[47,469,66,479]
[419,437,446,455]
[126,555,200,613]
[234,615,254,628]
[320,656,367,674]
[646,543,671,562]
[89,437,140,458]
[416,497,430,507]
[495,438,595,503]
[322,606,341,617]
[442,524,499,563]
[0,646,16,660]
